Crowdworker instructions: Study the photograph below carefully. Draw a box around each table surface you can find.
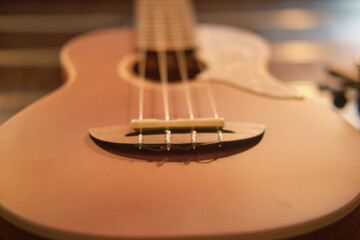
[0,0,360,239]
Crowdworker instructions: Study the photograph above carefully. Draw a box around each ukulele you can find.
[1,0,360,239]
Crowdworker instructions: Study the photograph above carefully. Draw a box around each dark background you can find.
[0,0,360,239]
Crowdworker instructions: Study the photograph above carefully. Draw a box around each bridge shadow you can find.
[89,133,264,164]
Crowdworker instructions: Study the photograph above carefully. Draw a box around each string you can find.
[204,80,219,118]
[157,51,170,121]
[176,49,198,148]
[136,0,151,148]
[158,50,172,151]
[153,1,172,150]
[167,0,198,147]
[138,51,146,121]
[165,0,195,118]
[196,59,223,145]
[176,51,194,117]
[150,1,170,122]
[137,51,147,148]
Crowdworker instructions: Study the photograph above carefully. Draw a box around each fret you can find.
[136,0,196,51]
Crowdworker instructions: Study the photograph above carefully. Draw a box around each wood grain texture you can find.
[0,27,360,240]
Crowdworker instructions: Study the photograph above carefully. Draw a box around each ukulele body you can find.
[1,25,360,240]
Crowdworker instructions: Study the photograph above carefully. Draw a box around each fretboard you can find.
[136,0,196,51]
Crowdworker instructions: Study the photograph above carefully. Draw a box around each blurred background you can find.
[0,0,360,128]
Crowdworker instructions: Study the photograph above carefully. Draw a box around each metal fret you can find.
[136,0,196,51]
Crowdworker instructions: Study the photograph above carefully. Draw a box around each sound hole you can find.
[133,50,205,82]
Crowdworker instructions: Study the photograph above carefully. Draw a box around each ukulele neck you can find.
[136,0,197,52]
